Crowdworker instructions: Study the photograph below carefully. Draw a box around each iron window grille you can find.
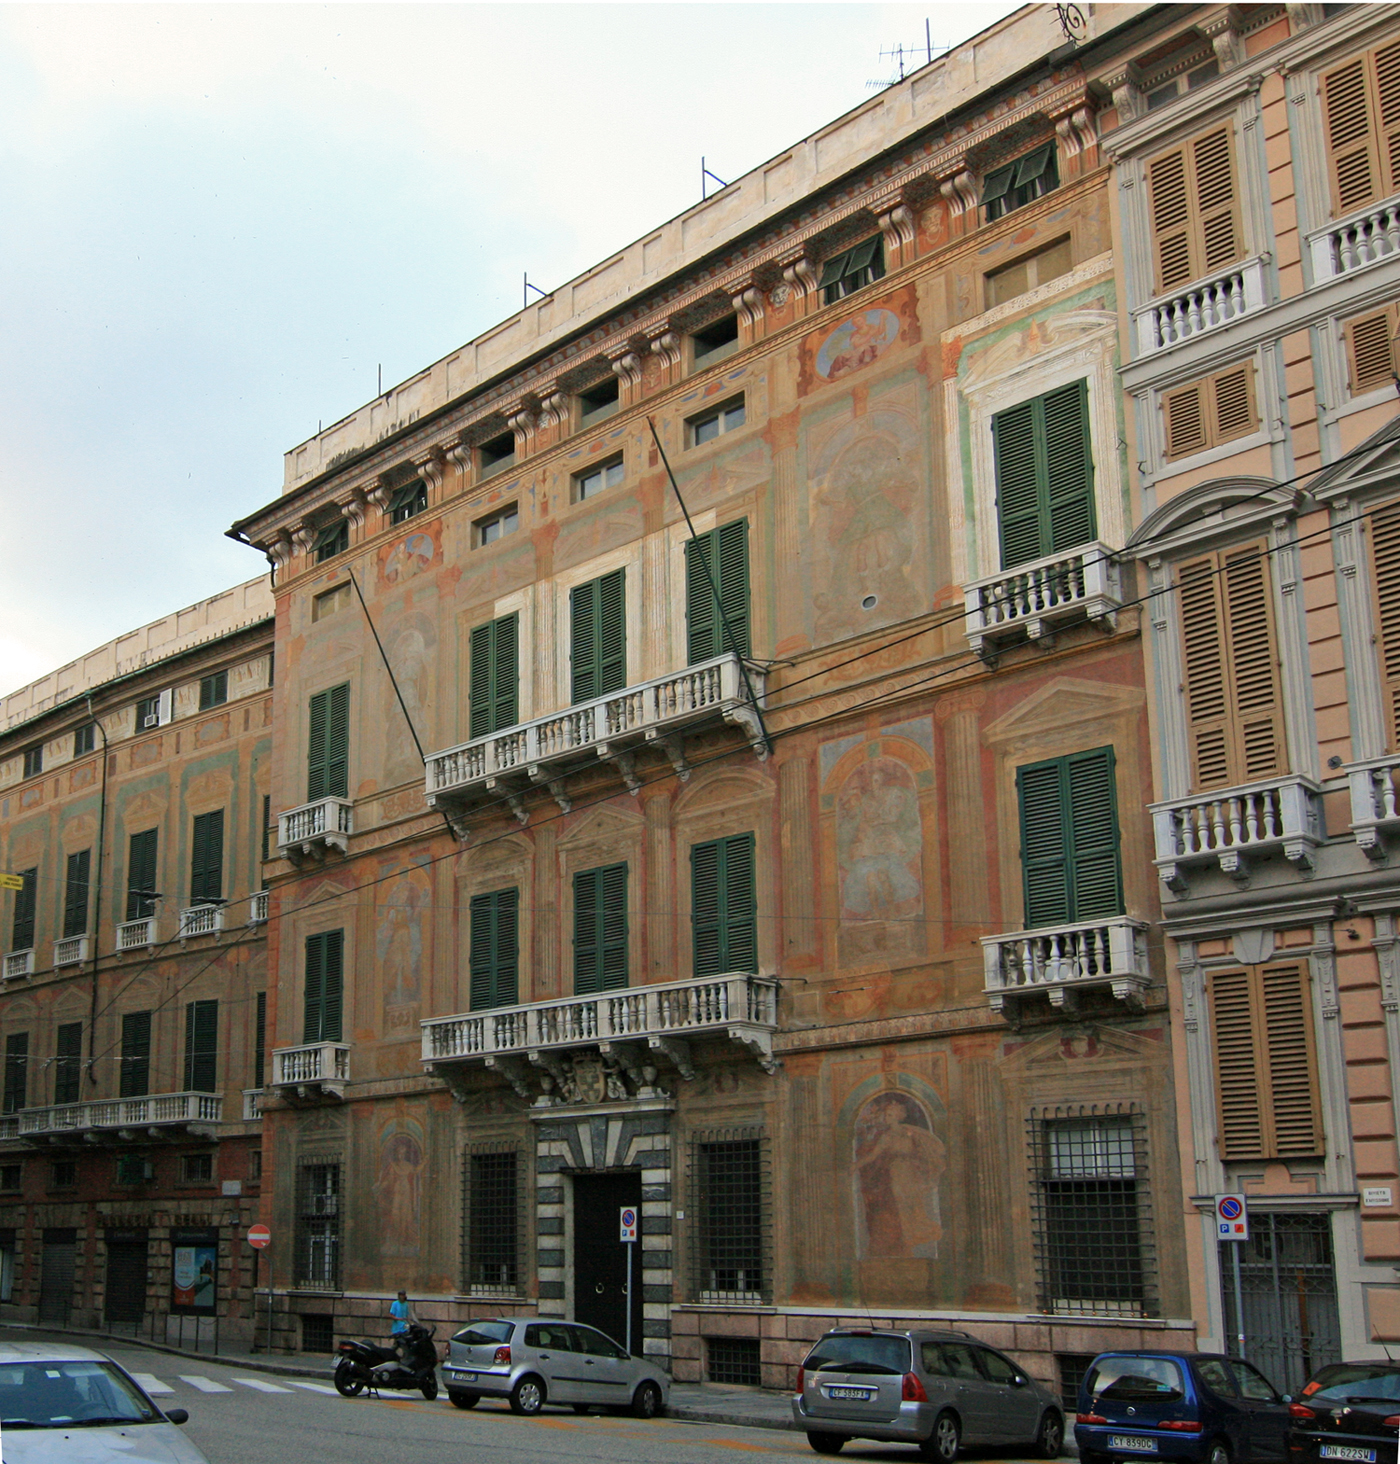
[301,1314,335,1352]
[707,1336,761,1386]
[690,1128,770,1303]
[181,1154,213,1184]
[463,1145,522,1294]
[1057,1352,1099,1411]
[819,236,885,302]
[983,142,1059,221]
[389,479,428,523]
[1028,1104,1156,1318]
[295,1160,342,1289]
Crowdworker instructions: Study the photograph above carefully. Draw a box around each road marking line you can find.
[233,1376,294,1393]
[179,1375,234,1393]
[131,1372,173,1394]
[289,1380,340,1394]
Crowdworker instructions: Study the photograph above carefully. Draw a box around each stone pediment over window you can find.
[1126,476,1299,559]
[1305,417,1400,505]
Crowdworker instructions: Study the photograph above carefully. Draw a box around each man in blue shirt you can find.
[389,1291,414,1350]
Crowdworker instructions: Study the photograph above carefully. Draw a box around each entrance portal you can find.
[38,1229,77,1326]
[571,1171,643,1353]
[105,1231,149,1329]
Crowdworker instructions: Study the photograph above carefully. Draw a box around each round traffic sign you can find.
[621,1209,636,1228]
[1218,1197,1243,1221]
[247,1224,272,1249]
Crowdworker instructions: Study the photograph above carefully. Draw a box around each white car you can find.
[0,1341,210,1463]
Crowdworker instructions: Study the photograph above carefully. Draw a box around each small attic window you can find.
[479,431,516,478]
[578,378,620,424]
[692,314,739,367]
[983,143,1059,222]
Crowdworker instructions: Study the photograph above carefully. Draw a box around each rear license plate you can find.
[1320,1449,1376,1461]
[451,1370,476,1381]
[1108,1436,1159,1453]
[824,1387,874,1401]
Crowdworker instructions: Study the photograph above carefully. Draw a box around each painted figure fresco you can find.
[375,1124,424,1259]
[816,308,901,382]
[378,867,428,1028]
[854,1091,946,1259]
[836,756,923,962]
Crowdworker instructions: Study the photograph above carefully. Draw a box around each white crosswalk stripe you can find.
[131,1372,174,1395]
[180,1375,234,1393]
[288,1380,340,1394]
[233,1376,294,1393]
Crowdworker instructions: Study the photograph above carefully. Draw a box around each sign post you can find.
[619,1207,638,1358]
[1215,1194,1249,1361]
[247,1226,272,1354]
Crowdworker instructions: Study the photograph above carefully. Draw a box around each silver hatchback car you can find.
[442,1317,670,1418]
[792,1327,1065,1461]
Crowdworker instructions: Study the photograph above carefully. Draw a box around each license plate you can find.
[451,1370,476,1381]
[824,1387,874,1401]
[1108,1436,1159,1453]
[1320,1449,1376,1461]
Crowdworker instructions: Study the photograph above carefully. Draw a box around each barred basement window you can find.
[1029,1107,1155,1317]
[707,1336,761,1386]
[296,1161,341,1289]
[464,1147,521,1293]
[301,1314,334,1352]
[1057,1352,1099,1411]
[691,1129,769,1302]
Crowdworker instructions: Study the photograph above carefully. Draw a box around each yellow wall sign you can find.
[0,874,25,891]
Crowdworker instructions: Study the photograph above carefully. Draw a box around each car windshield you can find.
[452,1321,513,1346]
[804,1334,911,1375]
[1303,1366,1400,1403]
[0,1360,159,1429]
[1087,1357,1186,1403]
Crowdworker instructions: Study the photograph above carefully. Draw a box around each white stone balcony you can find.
[1133,257,1266,354]
[249,891,269,924]
[53,936,89,967]
[983,917,1150,1017]
[1309,196,1400,282]
[1151,774,1324,892]
[17,1091,223,1143]
[0,1118,19,1143]
[178,904,225,939]
[422,972,780,1099]
[271,1041,349,1101]
[242,1088,264,1121]
[424,653,766,819]
[277,797,353,860]
[2,951,34,981]
[116,918,156,951]
[964,542,1122,655]
[1346,755,1400,858]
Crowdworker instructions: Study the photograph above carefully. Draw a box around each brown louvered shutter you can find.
[1149,146,1193,292]
[1179,555,1232,787]
[1164,382,1207,458]
[1212,365,1256,442]
[1211,968,1264,1160]
[1194,129,1242,275]
[1347,308,1397,394]
[1163,366,1257,461]
[1148,128,1242,293]
[1369,498,1400,749]
[1260,964,1323,1157]
[1322,42,1400,218]
[1225,547,1286,781]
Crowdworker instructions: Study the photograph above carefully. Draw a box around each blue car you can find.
[1075,1351,1293,1464]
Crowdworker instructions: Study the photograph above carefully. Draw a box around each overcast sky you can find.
[0,1,1020,698]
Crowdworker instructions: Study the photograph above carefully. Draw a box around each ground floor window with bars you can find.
[691,1131,768,1302]
[1030,1110,1155,1317]
[295,1162,341,1290]
[464,1148,521,1293]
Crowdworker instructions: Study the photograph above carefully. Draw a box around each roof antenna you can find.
[524,273,551,309]
[701,157,727,200]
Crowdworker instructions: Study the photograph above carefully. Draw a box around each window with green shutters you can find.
[304,931,344,1044]
[120,1011,152,1098]
[992,380,1095,570]
[10,870,36,952]
[686,521,750,663]
[54,1023,82,1106]
[126,830,158,921]
[62,851,90,939]
[470,889,519,1010]
[1017,747,1124,929]
[570,570,627,704]
[190,811,224,904]
[469,615,519,737]
[691,833,757,977]
[184,1000,218,1092]
[307,685,350,801]
[254,991,267,1089]
[2,1035,27,1115]
[574,864,628,995]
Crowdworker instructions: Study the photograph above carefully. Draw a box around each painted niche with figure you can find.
[854,1090,947,1260]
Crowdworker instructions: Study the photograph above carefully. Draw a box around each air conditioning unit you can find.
[142,714,160,729]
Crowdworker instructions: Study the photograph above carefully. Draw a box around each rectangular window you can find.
[983,142,1060,221]
[1017,748,1123,929]
[53,1023,82,1106]
[1163,363,1258,459]
[691,832,757,977]
[120,1012,152,1098]
[578,377,620,424]
[183,1000,218,1092]
[314,520,348,562]
[73,725,96,756]
[0,1165,21,1193]
[10,869,36,952]
[469,889,519,1010]
[22,746,42,778]
[181,1154,213,1184]
[3,1034,27,1114]
[61,852,89,940]
[692,314,739,366]
[693,1133,767,1300]
[116,1153,151,1186]
[1321,41,1400,218]
[296,1162,341,1289]
[574,863,628,995]
[199,671,228,710]
[574,455,624,502]
[304,931,344,1044]
[261,793,273,866]
[1177,545,1286,789]
[50,1160,76,1188]
[126,830,158,921]
[389,479,428,523]
[249,1149,263,1181]
[189,810,225,905]
[570,570,627,703]
[479,432,516,478]
[993,379,1095,569]
[312,583,351,621]
[984,235,1074,308]
[469,614,519,737]
[1210,964,1323,1160]
[254,991,267,1090]
[687,395,745,447]
[307,684,350,801]
[1346,305,1399,395]
[686,520,750,663]
[819,236,885,303]
[1147,127,1243,294]
[465,1148,520,1292]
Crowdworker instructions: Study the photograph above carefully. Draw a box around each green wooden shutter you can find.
[63,850,90,938]
[120,1011,151,1097]
[470,615,519,736]
[570,571,627,704]
[304,930,345,1043]
[190,810,224,904]
[1043,381,1095,553]
[2,1034,27,1114]
[691,833,757,977]
[574,864,628,995]
[10,869,36,951]
[687,521,750,663]
[254,991,267,1090]
[1018,747,1123,929]
[54,1022,82,1106]
[1018,762,1072,928]
[470,889,519,1009]
[994,400,1043,569]
[1066,748,1123,919]
[307,684,350,801]
[126,830,158,920]
[994,382,1095,570]
[184,999,218,1091]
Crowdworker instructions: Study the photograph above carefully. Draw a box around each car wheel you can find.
[449,1391,479,1409]
[807,1433,845,1455]
[920,1411,960,1464]
[333,1363,365,1398]
[421,1373,439,1401]
[1034,1410,1065,1459]
[510,1375,547,1416]
[631,1382,664,1420]
[1207,1442,1231,1464]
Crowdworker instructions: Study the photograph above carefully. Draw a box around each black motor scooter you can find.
[334,1322,439,1399]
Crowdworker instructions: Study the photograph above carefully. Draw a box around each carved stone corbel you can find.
[528,1050,570,1087]
[538,389,571,435]
[1285,3,1323,28]
[412,448,446,497]
[875,204,917,272]
[1102,64,1145,122]
[505,792,530,827]
[609,347,644,405]
[446,434,473,479]
[650,733,691,783]
[731,284,764,343]
[429,1062,472,1106]
[507,400,539,458]
[646,326,682,382]
[484,1054,533,1101]
[724,703,770,760]
[1051,102,1099,173]
[599,1040,646,1086]
[265,532,294,574]
[366,477,393,515]
[599,750,642,796]
[291,521,318,556]
[1201,8,1244,69]
[937,167,979,237]
[778,247,820,315]
[647,1035,694,1081]
[336,488,368,529]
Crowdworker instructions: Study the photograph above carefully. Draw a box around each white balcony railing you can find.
[3,951,34,981]
[1151,774,1324,892]
[1347,755,1400,857]
[0,1118,19,1142]
[422,972,780,1079]
[964,541,1122,655]
[983,917,1150,1015]
[1134,257,1266,354]
[425,653,767,809]
[277,798,353,859]
[17,1091,222,1138]
[271,1042,350,1094]
[53,936,89,967]
[178,904,225,939]
[249,891,269,924]
[1309,197,1400,282]
[242,1088,264,1121]
[116,918,156,951]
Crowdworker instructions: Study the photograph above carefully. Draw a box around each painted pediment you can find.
[982,675,1144,746]
[999,1022,1160,1070]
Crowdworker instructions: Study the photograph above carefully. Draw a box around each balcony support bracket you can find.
[647,1035,695,1081]
[484,1054,534,1102]
[601,751,642,796]
[1045,985,1079,1012]
[1284,839,1317,877]
[598,1040,647,1086]
[506,793,530,827]
[1218,850,1251,884]
[527,1050,570,1088]
[1157,861,1189,895]
[730,1027,779,1075]
[725,705,769,761]
[654,734,691,784]
[428,1062,472,1106]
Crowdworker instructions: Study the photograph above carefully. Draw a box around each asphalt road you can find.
[6,1333,1056,1464]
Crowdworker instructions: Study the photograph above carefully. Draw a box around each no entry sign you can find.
[247,1224,272,1250]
